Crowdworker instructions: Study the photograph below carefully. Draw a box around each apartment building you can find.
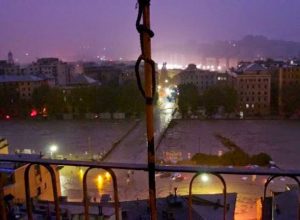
[23,58,70,85]
[174,64,235,93]
[0,145,61,203]
[0,75,48,99]
[236,63,271,116]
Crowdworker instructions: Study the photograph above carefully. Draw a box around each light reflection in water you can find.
[105,172,111,181]
[96,174,104,192]
[79,168,84,180]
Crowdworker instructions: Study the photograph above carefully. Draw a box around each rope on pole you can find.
[135,0,156,105]
[135,0,157,219]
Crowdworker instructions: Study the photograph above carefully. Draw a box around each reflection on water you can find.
[79,168,84,180]
[96,174,104,192]
[0,120,134,155]
[105,172,111,181]
[1,119,300,169]
[159,120,300,169]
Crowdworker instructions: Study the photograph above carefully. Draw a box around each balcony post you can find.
[0,173,7,220]
[142,1,157,219]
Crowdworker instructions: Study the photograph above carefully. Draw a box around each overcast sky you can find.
[0,0,299,63]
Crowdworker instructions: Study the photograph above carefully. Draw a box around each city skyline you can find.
[0,0,300,63]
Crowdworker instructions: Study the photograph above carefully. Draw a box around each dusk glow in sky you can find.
[0,0,300,63]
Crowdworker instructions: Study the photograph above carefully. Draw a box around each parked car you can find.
[156,172,171,178]
[170,173,185,182]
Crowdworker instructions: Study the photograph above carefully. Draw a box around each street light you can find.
[165,88,171,96]
[200,173,209,183]
[49,144,58,158]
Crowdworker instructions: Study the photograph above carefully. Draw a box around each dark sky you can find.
[0,0,300,63]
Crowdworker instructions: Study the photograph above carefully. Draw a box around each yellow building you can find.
[0,144,61,203]
[0,75,47,100]
[0,138,9,154]
[2,162,61,203]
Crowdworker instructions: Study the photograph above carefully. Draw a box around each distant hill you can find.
[199,35,300,60]
[154,35,300,64]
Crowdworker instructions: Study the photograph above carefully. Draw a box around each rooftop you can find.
[0,74,44,83]
[121,193,237,220]
[243,63,267,73]
[70,74,100,85]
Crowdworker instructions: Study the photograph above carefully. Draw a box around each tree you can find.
[222,86,238,114]
[33,85,70,117]
[117,82,144,116]
[177,84,199,118]
[32,85,50,110]
[0,85,20,116]
[202,85,238,116]
[281,83,300,117]
[250,153,271,166]
[68,87,92,115]
[46,88,65,117]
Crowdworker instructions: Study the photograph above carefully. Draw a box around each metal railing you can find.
[1,154,300,220]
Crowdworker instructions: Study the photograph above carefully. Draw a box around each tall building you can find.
[23,58,70,85]
[83,62,121,85]
[7,51,14,65]
[235,63,271,116]
[0,51,20,75]
[159,62,169,84]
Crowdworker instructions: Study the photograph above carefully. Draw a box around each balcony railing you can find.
[1,154,300,220]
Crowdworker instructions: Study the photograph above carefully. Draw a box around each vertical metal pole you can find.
[24,165,33,220]
[83,168,90,220]
[108,169,120,220]
[0,173,7,220]
[45,164,61,220]
[142,2,157,219]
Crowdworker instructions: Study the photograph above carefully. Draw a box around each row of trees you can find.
[32,82,146,117]
[0,85,32,117]
[0,82,146,118]
[177,84,238,118]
